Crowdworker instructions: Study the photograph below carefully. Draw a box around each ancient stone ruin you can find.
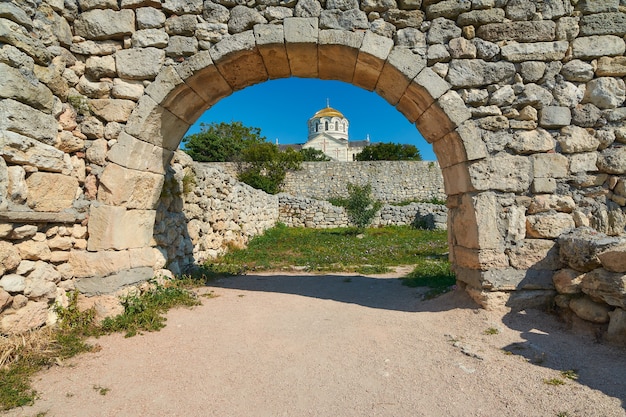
[0,0,625,343]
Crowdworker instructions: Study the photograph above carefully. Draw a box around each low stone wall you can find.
[553,228,626,345]
[278,194,447,230]
[202,161,446,204]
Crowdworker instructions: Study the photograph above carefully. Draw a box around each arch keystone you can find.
[284,17,319,77]
[254,24,290,79]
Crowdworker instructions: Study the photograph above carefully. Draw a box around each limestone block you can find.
[607,308,626,345]
[557,125,599,153]
[460,267,554,292]
[228,5,267,33]
[540,106,571,129]
[47,236,72,251]
[446,59,515,88]
[211,31,269,90]
[136,7,166,29]
[85,55,116,79]
[531,153,568,178]
[569,152,598,173]
[453,246,509,270]
[115,47,165,80]
[532,178,556,194]
[596,56,626,77]
[75,266,153,295]
[8,226,37,240]
[433,122,486,168]
[415,102,456,143]
[426,44,450,65]
[468,153,532,192]
[0,63,54,112]
[87,205,156,251]
[476,21,556,43]
[162,0,203,14]
[98,163,164,209]
[508,239,561,270]
[582,268,626,309]
[78,0,119,11]
[320,9,369,31]
[88,99,136,123]
[500,41,568,62]
[7,166,26,204]
[553,81,584,108]
[457,8,505,26]
[0,288,10,311]
[450,192,502,250]
[0,130,71,173]
[437,90,471,127]
[144,68,203,124]
[375,48,425,106]
[26,172,78,212]
[558,227,622,272]
[284,17,318,78]
[561,59,594,82]
[76,76,112,98]
[253,24,290,79]
[24,277,56,300]
[174,50,232,106]
[353,30,393,91]
[55,131,84,154]
[129,247,157,269]
[74,9,135,40]
[508,129,554,154]
[0,2,33,28]
[598,242,626,273]
[553,268,584,294]
[165,35,198,57]
[597,146,626,175]
[0,99,57,146]
[583,77,626,109]
[0,301,48,334]
[441,162,474,195]
[526,213,574,239]
[0,273,25,293]
[397,68,448,123]
[0,18,51,65]
[77,294,124,322]
[0,241,20,277]
[318,30,363,83]
[427,17,461,44]
[425,0,470,19]
[579,12,626,37]
[68,249,128,278]
[528,195,575,214]
[165,15,197,36]
[105,130,171,174]
[572,35,626,59]
[16,240,51,261]
[570,295,611,324]
[112,79,144,100]
[396,28,426,49]
[124,95,190,152]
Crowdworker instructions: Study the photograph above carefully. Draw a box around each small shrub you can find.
[342,183,383,232]
[483,327,499,335]
[543,378,565,386]
[561,370,579,380]
[182,170,196,194]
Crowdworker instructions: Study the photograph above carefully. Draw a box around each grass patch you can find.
[399,256,456,299]
[210,224,449,274]
[483,327,499,335]
[543,378,566,386]
[561,369,578,380]
[1,277,205,411]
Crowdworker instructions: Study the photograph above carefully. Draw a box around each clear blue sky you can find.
[184,77,436,161]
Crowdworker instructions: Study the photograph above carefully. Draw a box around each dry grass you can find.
[0,328,56,370]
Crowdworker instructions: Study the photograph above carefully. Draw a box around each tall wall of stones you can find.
[202,161,446,203]
[1,0,626,337]
[282,161,445,203]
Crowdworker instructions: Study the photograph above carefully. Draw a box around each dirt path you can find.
[4,273,626,417]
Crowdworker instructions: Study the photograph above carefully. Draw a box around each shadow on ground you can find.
[212,272,626,411]
[211,272,477,313]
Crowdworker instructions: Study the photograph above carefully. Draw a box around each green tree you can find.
[299,147,331,161]
[355,142,422,161]
[237,143,303,194]
[181,121,266,162]
[332,183,383,232]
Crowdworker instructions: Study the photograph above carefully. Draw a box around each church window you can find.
[325,121,328,130]
[335,121,338,130]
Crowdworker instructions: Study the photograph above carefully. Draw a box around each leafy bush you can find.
[237,143,302,194]
[341,183,383,231]
[182,121,266,162]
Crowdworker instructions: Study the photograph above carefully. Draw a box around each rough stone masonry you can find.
[0,0,625,343]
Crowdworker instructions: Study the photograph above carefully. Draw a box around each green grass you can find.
[1,277,205,410]
[211,224,450,273]
[399,256,456,299]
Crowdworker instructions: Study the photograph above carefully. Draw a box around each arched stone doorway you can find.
[1,1,625,333]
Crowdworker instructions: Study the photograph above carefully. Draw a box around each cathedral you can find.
[280,104,371,161]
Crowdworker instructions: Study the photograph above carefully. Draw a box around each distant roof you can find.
[312,106,345,119]
[349,140,375,148]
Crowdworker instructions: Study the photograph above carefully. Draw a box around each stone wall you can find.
[282,161,446,203]
[278,194,447,229]
[200,161,446,203]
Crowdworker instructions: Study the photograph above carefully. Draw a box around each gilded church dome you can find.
[313,106,344,119]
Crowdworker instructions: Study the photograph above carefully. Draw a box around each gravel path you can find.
[4,273,626,417]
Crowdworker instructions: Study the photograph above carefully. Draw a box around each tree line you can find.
[182,121,422,194]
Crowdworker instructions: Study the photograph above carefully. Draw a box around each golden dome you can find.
[313,106,344,119]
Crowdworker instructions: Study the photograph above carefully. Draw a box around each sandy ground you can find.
[3,272,626,417]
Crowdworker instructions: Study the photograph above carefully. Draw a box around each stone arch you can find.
[1,0,626,334]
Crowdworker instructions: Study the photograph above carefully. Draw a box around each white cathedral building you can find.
[280,104,371,161]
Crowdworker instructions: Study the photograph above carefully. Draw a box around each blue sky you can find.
[184,77,436,161]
